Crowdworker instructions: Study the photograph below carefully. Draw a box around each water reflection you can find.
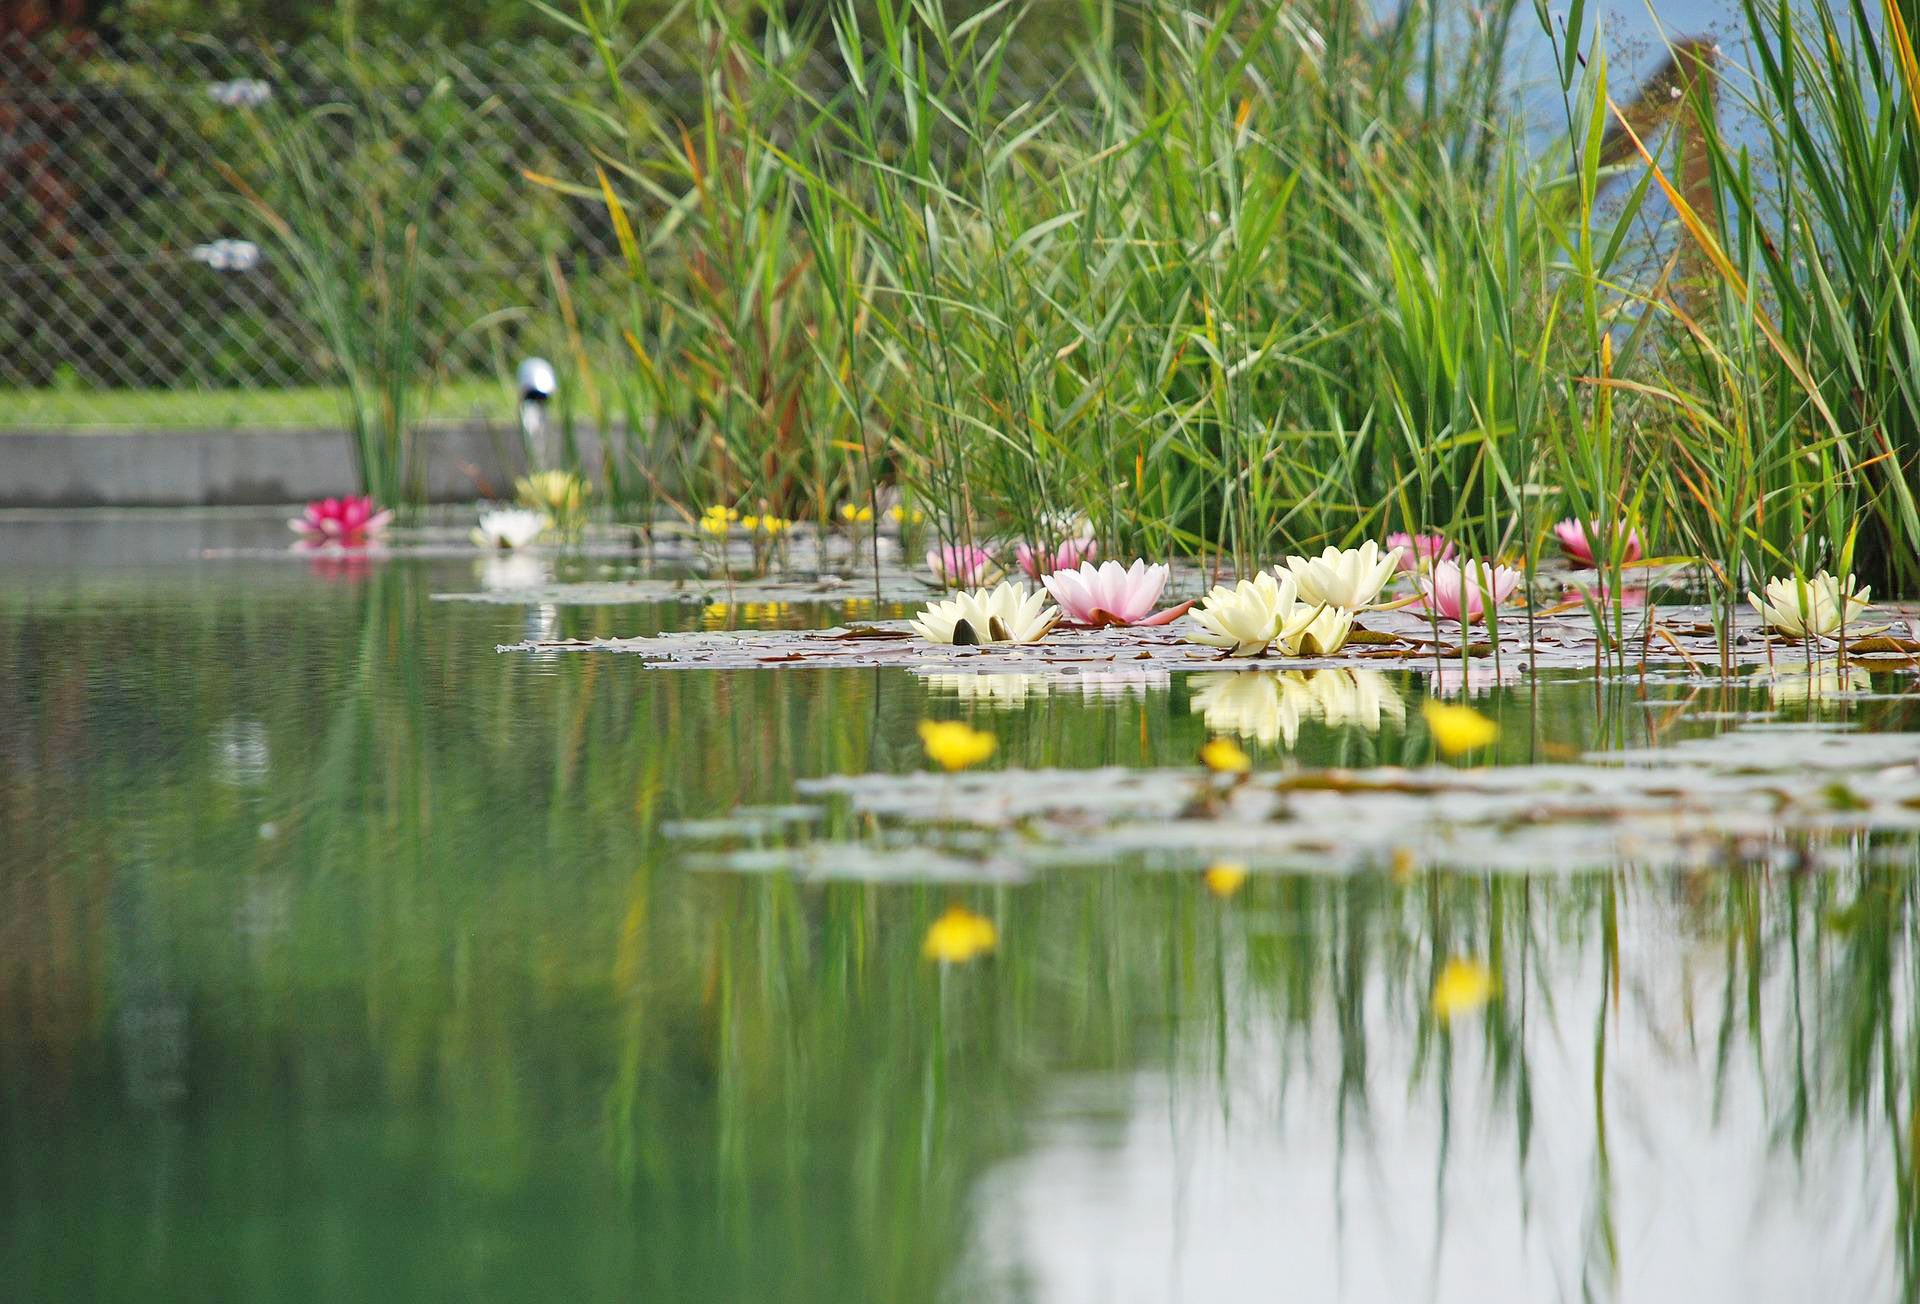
[1428,660,1525,697]
[1188,669,1406,747]
[0,557,1917,1300]
[918,667,1170,707]
[1764,664,1871,709]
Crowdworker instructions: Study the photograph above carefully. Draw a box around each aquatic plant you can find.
[1016,534,1098,581]
[517,470,587,528]
[1553,519,1643,567]
[1423,700,1499,757]
[1417,560,1523,625]
[917,720,996,772]
[289,495,391,545]
[1279,606,1357,657]
[926,545,1001,589]
[471,508,545,551]
[1748,572,1871,638]
[1203,862,1249,899]
[921,904,996,963]
[1184,574,1319,657]
[1198,738,1252,775]
[1430,957,1496,1021]
[1040,561,1188,628]
[1283,544,1404,610]
[1386,533,1455,573]
[910,583,1060,646]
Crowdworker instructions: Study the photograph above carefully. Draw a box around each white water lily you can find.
[472,508,548,550]
[911,582,1060,645]
[1282,542,1403,609]
[1183,572,1320,656]
[1279,604,1356,656]
[1747,571,1870,637]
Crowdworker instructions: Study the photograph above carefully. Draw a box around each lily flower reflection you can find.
[1188,670,1406,749]
[1427,662,1524,698]
[477,553,547,592]
[916,673,1050,709]
[1762,666,1869,709]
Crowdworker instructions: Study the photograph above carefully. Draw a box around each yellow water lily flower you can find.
[516,470,587,519]
[1183,572,1320,656]
[1204,861,1249,898]
[1431,957,1495,1021]
[1748,571,1871,637]
[1199,736,1251,773]
[1279,605,1356,656]
[1422,699,1498,757]
[923,904,997,964]
[888,504,926,524]
[918,719,997,771]
[1282,541,1403,609]
[699,513,732,536]
[839,502,875,523]
[910,582,1060,645]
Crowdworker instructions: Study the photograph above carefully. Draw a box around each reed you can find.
[530,0,1918,612]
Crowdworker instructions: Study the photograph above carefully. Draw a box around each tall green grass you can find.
[531,0,1918,613]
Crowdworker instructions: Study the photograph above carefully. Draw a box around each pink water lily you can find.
[1553,518,1642,567]
[1016,535,1097,579]
[289,495,392,546]
[926,544,1000,588]
[1386,531,1454,572]
[1041,560,1195,627]
[1418,558,1523,623]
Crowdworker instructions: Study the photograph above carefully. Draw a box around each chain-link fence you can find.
[0,30,1118,430]
[0,33,702,427]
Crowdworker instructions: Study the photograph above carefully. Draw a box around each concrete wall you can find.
[0,424,606,508]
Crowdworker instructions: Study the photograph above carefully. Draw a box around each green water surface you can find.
[2,518,1917,1302]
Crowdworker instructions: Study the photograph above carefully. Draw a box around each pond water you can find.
[3,514,1917,1302]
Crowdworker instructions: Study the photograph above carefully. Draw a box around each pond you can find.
[3,514,1917,1302]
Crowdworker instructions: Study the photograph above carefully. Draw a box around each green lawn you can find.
[6,380,513,430]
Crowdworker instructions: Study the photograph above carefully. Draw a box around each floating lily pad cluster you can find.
[664,727,1920,883]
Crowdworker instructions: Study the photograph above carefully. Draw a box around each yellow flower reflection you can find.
[1204,861,1249,898]
[923,905,997,964]
[1431,957,1496,1021]
[918,720,997,771]
[1422,699,1498,757]
[1198,737,1252,773]
[1189,670,1406,749]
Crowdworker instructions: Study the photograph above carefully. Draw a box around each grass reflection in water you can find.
[2,562,1918,1300]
